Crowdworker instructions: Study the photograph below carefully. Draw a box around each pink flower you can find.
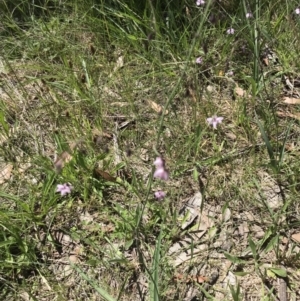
[153,156,169,180]
[154,157,164,168]
[295,8,300,15]
[196,0,205,6]
[154,167,169,181]
[154,190,166,200]
[207,116,224,129]
[56,183,73,196]
[195,57,203,64]
[226,28,235,35]
[246,12,253,18]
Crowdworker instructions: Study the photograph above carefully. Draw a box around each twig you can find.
[278,277,287,301]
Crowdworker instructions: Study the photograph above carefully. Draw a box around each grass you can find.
[1,0,300,300]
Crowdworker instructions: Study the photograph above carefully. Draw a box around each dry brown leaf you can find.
[94,168,116,182]
[206,85,216,93]
[187,86,197,102]
[101,224,115,233]
[54,151,72,172]
[0,133,8,145]
[111,102,129,107]
[262,57,269,66]
[54,138,84,171]
[73,245,84,256]
[171,244,207,267]
[0,163,13,184]
[277,111,300,120]
[222,208,231,222]
[252,224,265,239]
[147,100,168,114]
[19,292,30,301]
[115,55,124,69]
[173,273,209,284]
[69,255,78,263]
[92,129,112,145]
[225,132,237,141]
[284,142,296,152]
[101,132,113,139]
[139,148,148,162]
[291,233,300,243]
[194,275,209,284]
[224,271,237,287]
[178,192,203,230]
[282,97,300,104]
[234,86,246,97]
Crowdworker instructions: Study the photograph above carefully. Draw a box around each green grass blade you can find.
[150,231,162,301]
[256,115,278,171]
[278,122,292,167]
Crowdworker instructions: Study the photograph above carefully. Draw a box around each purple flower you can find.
[154,157,164,168]
[153,156,169,180]
[246,12,253,18]
[154,190,166,200]
[295,8,300,15]
[207,116,224,129]
[227,70,234,76]
[154,167,169,181]
[196,0,205,6]
[226,28,235,35]
[195,57,203,64]
[56,183,73,196]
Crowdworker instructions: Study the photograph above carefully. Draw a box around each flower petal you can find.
[207,115,223,129]
[56,184,64,192]
[154,190,166,200]
[154,167,169,181]
[56,183,73,196]
[154,157,164,168]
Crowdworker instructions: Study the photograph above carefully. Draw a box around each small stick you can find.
[278,277,287,301]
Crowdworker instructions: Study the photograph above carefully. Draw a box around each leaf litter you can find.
[0,163,13,184]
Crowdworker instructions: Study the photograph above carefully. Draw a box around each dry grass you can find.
[1,1,300,300]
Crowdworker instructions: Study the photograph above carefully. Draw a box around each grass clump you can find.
[1,0,300,300]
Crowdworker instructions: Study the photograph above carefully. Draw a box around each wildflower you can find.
[226,28,235,35]
[246,12,253,18]
[154,167,169,181]
[295,8,300,15]
[154,190,166,200]
[153,157,169,181]
[195,56,203,64]
[207,115,224,129]
[227,70,234,76]
[56,183,73,196]
[154,157,164,168]
[196,0,205,6]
